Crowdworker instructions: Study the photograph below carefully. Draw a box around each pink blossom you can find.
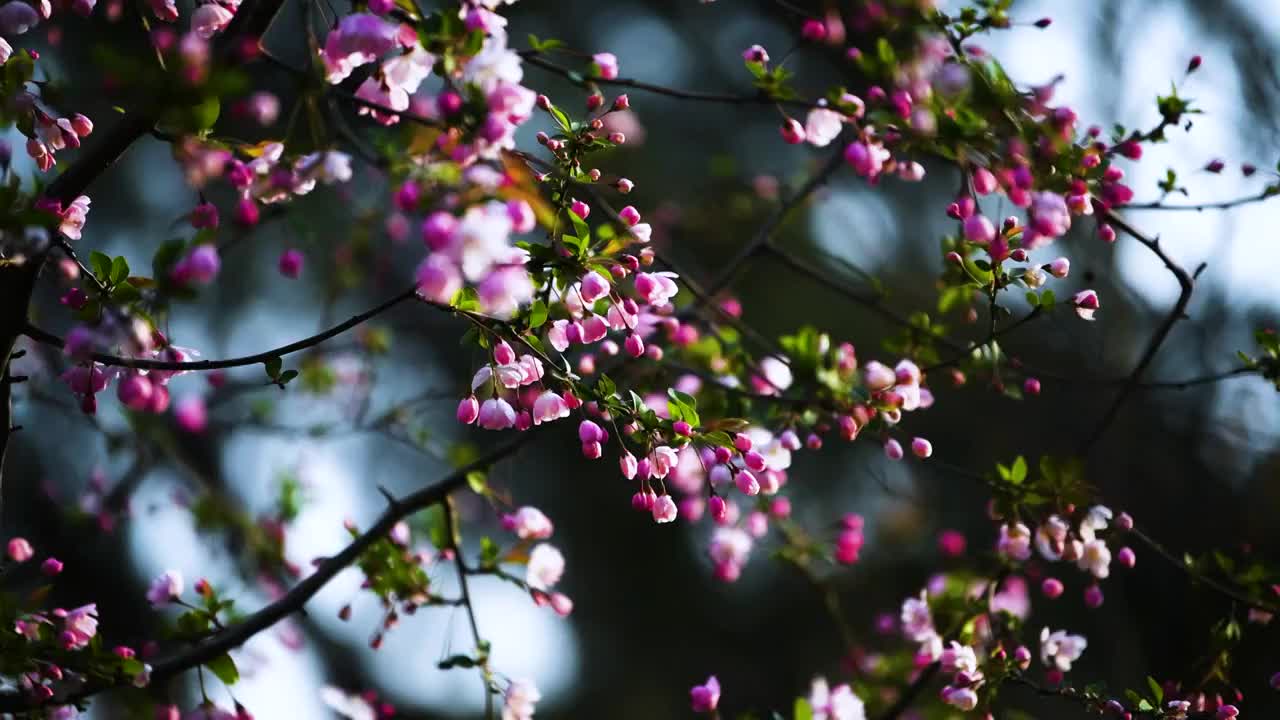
[652,494,678,523]
[58,195,91,240]
[910,437,932,458]
[171,244,221,285]
[963,214,995,244]
[804,107,844,147]
[1072,289,1099,320]
[530,391,570,425]
[690,676,721,713]
[780,118,806,145]
[146,570,183,606]
[191,2,234,38]
[592,52,618,80]
[478,398,516,430]
[174,396,207,433]
[416,255,462,304]
[997,522,1032,561]
[278,249,304,278]
[503,507,553,540]
[7,537,32,562]
[61,604,98,649]
[321,14,398,83]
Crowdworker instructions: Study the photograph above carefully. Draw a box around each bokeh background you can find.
[5,0,1280,717]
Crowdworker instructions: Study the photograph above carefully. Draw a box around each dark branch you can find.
[0,435,533,713]
[23,287,421,371]
[1080,208,1201,452]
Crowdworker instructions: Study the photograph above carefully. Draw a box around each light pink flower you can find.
[59,195,91,240]
[146,570,183,606]
[191,2,234,38]
[525,543,564,591]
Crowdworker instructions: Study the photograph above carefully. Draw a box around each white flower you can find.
[1078,538,1112,579]
[809,677,867,720]
[463,31,523,93]
[900,591,934,642]
[320,686,376,720]
[502,678,541,720]
[804,107,845,147]
[1078,505,1112,542]
[1039,627,1087,672]
[526,543,564,591]
[940,641,978,674]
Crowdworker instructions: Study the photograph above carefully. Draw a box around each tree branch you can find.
[518,51,820,111]
[0,434,533,713]
[1080,208,1203,452]
[23,287,421,372]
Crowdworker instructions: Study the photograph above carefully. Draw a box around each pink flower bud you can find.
[733,433,753,452]
[1116,512,1134,531]
[673,420,692,436]
[550,592,574,617]
[619,452,638,479]
[1048,257,1070,278]
[963,214,995,244]
[42,557,63,575]
[972,167,997,194]
[735,470,759,496]
[779,118,806,145]
[884,438,904,460]
[1041,577,1064,598]
[190,201,218,229]
[743,450,766,472]
[1023,377,1041,395]
[609,131,626,144]
[615,178,634,193]
[1117,546,1136,568]
[117,373,154,411]
[570,199,590,219]
[278,249,304,278]
[581,441,602,459]
[618,205,641,226]
[911,437,932,458]
[457,396,479,425]
[612,94,630,111]
[709,495,727,524]
[624,333,644,357]
[800,18,826,41]
[1084,584,1104,608]
[652,494,678,523]
[1187,55,1202,73]
[7,537,33,562]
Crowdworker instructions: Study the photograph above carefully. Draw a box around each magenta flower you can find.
[146,570,183,607]
[689,675,720,713]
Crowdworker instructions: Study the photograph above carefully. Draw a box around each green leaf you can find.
[1040,289,1056,308]
[793,698,814,720]
[547,104,572,133]
[528,300,548,329]
[90,250,112,280]
[1147,676,1164,703]
[263,356,283,380]
[1025,291,1039,307]
[205,653,239,686]
[466,470,488,496]
[110,255,130,285]
[1010,456,1027,484]
[437,654,476,670]
[276,369,298,386]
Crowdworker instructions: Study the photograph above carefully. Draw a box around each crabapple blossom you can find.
[689,676,720,713]
[1040,627,1087,672]
[502,679,540,720]
[525,543,564,591]
[146,570,183,607]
